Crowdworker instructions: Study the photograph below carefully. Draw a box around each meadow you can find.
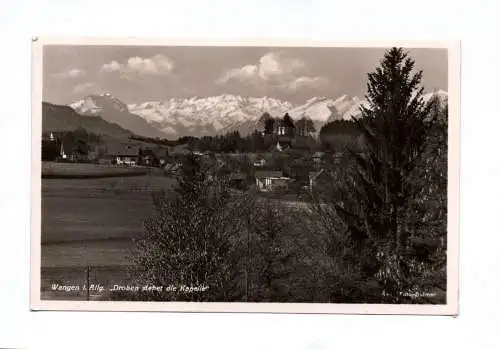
[40,173,316,300]
[42,161,150,178]
[41,175,176,299]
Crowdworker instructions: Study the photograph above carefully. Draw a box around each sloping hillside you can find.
[70,94,167,138]
[42,102,133,139]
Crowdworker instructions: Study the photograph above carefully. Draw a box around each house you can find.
[255,170,291,192]
[253,158,266,167]
[108,148,139,166]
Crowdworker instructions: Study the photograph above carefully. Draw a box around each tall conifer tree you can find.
[335,47,440,301]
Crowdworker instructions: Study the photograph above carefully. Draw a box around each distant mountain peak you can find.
[71,93,129,114]
[69,93,165,138]
[93,93,129,112]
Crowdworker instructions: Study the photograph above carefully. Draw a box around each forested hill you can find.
[42,102,133,139]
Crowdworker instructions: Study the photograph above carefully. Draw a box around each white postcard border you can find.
[30,37,460,315]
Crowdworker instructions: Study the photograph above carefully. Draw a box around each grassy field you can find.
[42,161,150,178]
[42,176,176,243]
[39,174,314,300]
[41,175,176,299]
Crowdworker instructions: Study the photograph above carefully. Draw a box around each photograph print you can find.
[31,38,459,314]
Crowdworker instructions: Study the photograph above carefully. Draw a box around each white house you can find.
[107,148,139,166]
[255,170,291,192]
[253,158,266,167]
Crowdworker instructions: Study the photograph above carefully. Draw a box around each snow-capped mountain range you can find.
[69,90,448,138]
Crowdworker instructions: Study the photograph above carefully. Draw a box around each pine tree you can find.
[334,47,441,302]
[257,112,272,134]
[264,117,275,135]
[283,113,296,137]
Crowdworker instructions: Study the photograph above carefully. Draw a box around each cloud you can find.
[216,51,327,91]
[100,54,175,79]
[258,52,305,82]
[282,76,329,91]
[73,82,96,94]
[51,68,86,79]
[101,60,120,73]
[217,64,260,86]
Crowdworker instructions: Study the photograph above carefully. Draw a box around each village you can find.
[41,112,353,198]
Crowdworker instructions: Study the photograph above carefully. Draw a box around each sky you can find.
[43,45,448,106]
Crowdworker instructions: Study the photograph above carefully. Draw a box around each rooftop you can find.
[255,170,284,178]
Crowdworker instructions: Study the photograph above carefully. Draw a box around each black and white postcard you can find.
[30,38,460,314]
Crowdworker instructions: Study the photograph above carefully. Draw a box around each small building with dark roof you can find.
[254,170,291,192]
[105,145,139,166]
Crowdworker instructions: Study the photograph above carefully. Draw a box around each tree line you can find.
[132,113,363,154]
[182,120,361,154]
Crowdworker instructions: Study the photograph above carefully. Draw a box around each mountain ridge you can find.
[42,101,133,139]
[68,90,448,138]
[70,93,166,138]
